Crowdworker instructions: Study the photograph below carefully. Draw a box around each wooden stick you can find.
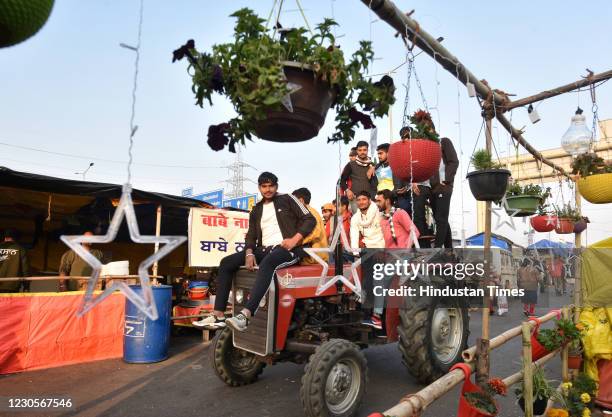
[463,309,565,362]
[476,338,490,387]
[502,349,560,386]
[171,314,207,320]
[502,69,612,110]
[561,307,569,382]
[522,322,534,417]
[0,275,158,282]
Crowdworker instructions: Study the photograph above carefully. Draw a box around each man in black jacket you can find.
[194,172,316,332]
[340,141,378,213]
[429,136,459,248]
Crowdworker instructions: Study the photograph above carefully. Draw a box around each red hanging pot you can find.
[530,215,557,233]
[573,219,588,234]
[388,139,441,183]
[529,318,550,361]
[451,363,499,417]
[555,218,575,234]
[567,354,583,369]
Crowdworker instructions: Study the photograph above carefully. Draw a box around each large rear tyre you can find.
[398,296,469,384]
[300,339,367,417]
[210,327,265,387]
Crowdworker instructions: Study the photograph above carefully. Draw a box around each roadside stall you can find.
[0,166,212,374]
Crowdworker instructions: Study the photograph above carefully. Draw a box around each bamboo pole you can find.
[502,349,560,387]
[561,307,569,382]
[573,189,583,322]
[379,363,475,417]
[501,69,612,110]
[463,309,565,362]
[522,322,535,417]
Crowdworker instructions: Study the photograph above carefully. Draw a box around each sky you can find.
[1,0,612,247]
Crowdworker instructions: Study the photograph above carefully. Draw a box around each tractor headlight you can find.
[235,289,244,304]
[259,296,267,309]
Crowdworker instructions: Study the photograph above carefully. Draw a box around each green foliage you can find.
[514,365,559,402]
[536,319,582,351]
[506,183,551,200]
[571,152,612,177]
[559,374,597,417]
[463,378,506,415]
[471,149,503,171]
[404,109,440,142]
[174,8,395,151]
[553,203,582,221]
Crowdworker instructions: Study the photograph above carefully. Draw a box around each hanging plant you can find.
[553,204,581,234]
[533,318,583,360]
[466,149,511,201]
[172,8,395,151]
[388,110,441,182]
[531,203,558,232]
[571,152,612,204]
[514,365,559,415]
[504,183,551,217]
[462,377,507,416]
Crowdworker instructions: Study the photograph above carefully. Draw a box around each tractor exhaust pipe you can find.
[285,341,318,354]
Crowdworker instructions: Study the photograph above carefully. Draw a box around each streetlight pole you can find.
[75,162,94,180]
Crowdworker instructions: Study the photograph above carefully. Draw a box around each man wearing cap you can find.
[194,172,316,332]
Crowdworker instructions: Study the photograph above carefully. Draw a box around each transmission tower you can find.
[223,147,257,199]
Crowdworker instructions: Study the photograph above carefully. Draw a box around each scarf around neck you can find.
[354,156,372,167]
[382,207,397,243]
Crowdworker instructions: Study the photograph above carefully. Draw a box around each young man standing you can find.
[349,191,385,329]
[194,172,315,332]
[375,143,394,192]
[341,141,378,214]
[59,230,104,291]
[375,189,419,248]
[292,188,329,265]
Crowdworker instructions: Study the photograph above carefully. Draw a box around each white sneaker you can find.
[226,313,249,332]
[192,315,226,329]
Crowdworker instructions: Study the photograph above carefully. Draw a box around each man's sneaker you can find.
[226,313,249,332]
[192,315,226,329]
[362,315,383,330]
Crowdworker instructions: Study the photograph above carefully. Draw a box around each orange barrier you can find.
[0,291,125,374]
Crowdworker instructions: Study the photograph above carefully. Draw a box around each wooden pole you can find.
[522,322,534,417]
[152,204,162,277]
[502,69,612,111]
[573,188,582,321]
[561,307,569,382]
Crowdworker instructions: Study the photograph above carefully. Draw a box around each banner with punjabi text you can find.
[188,208,250,267]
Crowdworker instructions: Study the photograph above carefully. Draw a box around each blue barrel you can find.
[123,285,172,363]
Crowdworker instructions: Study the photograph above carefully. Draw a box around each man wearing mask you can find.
[0,229,30,292]
[341,141,378,214]
[194,172,315,332]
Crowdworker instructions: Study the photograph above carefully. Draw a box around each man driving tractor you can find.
[194,171,316,332]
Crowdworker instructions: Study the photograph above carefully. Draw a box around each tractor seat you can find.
[276,263,349,279]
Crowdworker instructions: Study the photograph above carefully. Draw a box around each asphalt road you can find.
[0,292,572,417]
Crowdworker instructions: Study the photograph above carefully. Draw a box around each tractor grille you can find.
[232,269,275,356]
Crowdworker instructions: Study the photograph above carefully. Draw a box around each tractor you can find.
[209,252,470,417]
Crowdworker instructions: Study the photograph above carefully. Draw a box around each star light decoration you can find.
[279,70,302,113]
[61,184,186,320]
[491,195,521,231]
[304,221,375,302]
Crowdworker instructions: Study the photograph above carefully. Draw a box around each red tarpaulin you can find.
[0,292,125,374]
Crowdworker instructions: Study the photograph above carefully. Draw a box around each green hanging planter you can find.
[0,0,54,48]
[505,195,541,217]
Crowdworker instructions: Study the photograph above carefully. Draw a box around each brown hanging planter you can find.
[253,62,337,143]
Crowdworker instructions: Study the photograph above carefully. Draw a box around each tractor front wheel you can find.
[210,327,265,387]
[300,339,367,417]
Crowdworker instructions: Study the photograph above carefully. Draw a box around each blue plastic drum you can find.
[123,285,172,363]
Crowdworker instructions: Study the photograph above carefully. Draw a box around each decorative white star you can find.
[279,70,302,113]
[304,220,373,302]
[545,214,558,226]
[61,184,186,320]
[492,196,521,231]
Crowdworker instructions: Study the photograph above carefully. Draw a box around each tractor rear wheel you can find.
[397,296,469,384]
[210,327,265,387]
[300,339,367,417]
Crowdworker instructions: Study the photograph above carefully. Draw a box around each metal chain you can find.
[126,0,144,184]
[590,82,599,148]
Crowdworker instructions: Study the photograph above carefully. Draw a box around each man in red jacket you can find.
[375,189,420,248]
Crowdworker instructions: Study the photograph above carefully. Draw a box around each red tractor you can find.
[210,261,469,417]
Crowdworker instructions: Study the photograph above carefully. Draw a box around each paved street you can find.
[0,292,572,417]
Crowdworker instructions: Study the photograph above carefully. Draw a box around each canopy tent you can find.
[0,167,216,284]
[527,239,574,255]
[465,233,513,251]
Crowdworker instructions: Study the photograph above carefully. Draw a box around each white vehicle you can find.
[456,245,519,290]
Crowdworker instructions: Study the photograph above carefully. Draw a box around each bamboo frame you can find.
[522,322,535,417]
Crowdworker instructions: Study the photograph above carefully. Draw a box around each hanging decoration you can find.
[172,8,395,151]
[60,0,186,320]
[572,152,612,204]
[491,196,519,231]
[466,148,510,201]
[0,0,54,48]
[561,108,592,156]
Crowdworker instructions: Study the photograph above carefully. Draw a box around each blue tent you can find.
[466,233,511,250]
[527,239,574,255]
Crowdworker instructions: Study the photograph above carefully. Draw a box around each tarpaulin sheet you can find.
[0,291,125,374]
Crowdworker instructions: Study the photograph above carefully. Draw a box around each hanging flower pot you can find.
[529,318,550,361]
[531,215,558,232]
[0,0,55,48]
[568,354,583,370]
[573,218,588,234]
[505,195,542,217]
[555,218,575,234]
[466,169,511,201]
[577,172,612,204]
[451,363,501,417]
[388,139,441,182]
[518,397,549,416]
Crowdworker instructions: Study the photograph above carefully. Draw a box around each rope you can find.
[265,0,279,29]
[272,0,285,38]
[295,0,313,35]
[399,393,425,417]
[125,0,144,185]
